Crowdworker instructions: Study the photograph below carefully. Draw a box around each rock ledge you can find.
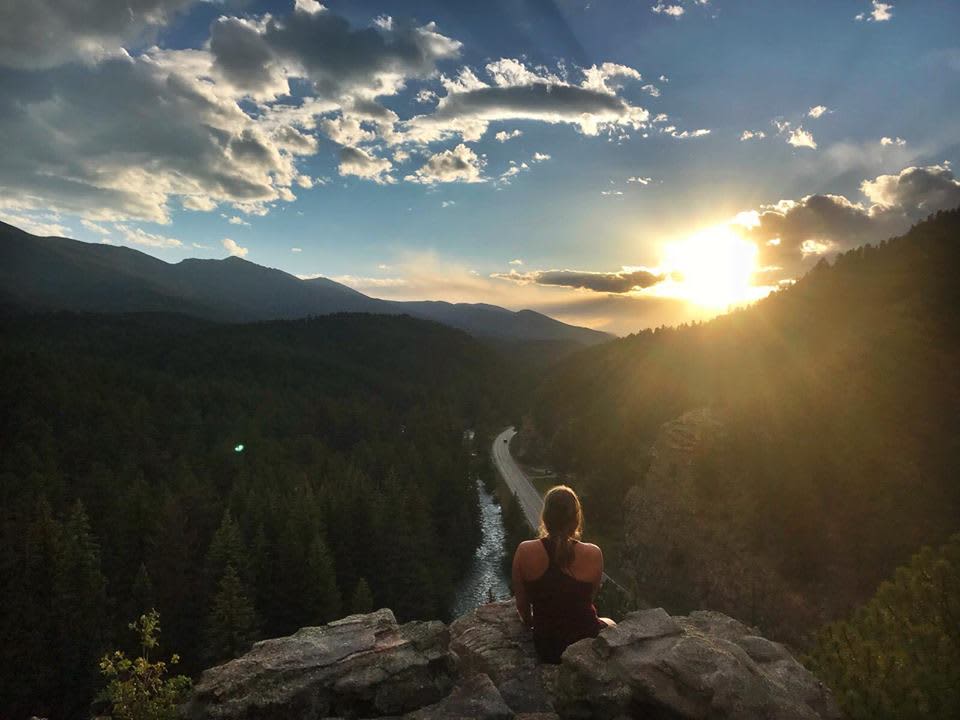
[182,601,840,720]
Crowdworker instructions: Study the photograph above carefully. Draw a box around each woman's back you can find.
[516,537,605,663]
[512,484,614,662]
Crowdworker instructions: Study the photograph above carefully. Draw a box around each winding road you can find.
[492,427,545,530]
[492,427,630,595]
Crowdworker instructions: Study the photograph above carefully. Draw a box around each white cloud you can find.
[807,105,829,119]
[495,129,523,142]
[405,144,486,184]
[0,211,70,237]
[743,164,960,283]
[330,275,407,288]
[116,224,183,248]
[0,0,195,69]
[532,152,551,162]
[222,237,249,257]
[740,130,767,141]
[81,219,112,235]
[856,1,893,22]
[880,136,906,146]
[441,200,456,208]
[499,161,530,183]
[338,147,394,183]
[227,216,251,226]
[665,127,711,139]
[0,50,319,223]
[651,3,685,17]
[401,59,649,144]
[600,190,624,196]
[291,247,303,252]
[787,127,817,149]
[627,176,653,184]
[294,0,325,15]
[509,258,524,265]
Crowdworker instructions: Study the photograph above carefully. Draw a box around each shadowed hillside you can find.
[524,208,960,639]
[0,311,520,719]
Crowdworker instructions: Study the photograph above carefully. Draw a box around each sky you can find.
[1,0,959,335]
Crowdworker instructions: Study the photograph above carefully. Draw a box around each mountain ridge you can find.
[0,221,610,345]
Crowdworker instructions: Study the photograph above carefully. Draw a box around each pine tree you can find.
[304,533,342,624]
[1,498,65,718]
[203,564,258,664]
[806,533,960,719]
[204,510,248,594]
[350,577,374,615]
[58,499,108,717]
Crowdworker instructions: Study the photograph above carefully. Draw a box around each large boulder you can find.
[555,607,842,720]
[449,600,556,714]
[181,609,456,720]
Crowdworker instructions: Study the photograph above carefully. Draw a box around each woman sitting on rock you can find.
[512,484,615,663]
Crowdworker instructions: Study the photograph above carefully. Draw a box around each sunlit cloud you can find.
[222,237,249,257]
[651,3,685,17]
[405,144,486,184]
[787,127,817,149]
[116,225,183,248]
[855,1,893,22]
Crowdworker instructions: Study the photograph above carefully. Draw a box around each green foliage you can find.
[99,611,191,720]
[350,577,375,614]
[806,534,960,720]
[203,564,259,664]
[0,312,514,717]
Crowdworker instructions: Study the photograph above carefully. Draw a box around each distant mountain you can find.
[0,221,610,345]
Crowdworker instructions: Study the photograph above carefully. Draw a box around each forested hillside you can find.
[524,208,960,639]
[0,311,516,719]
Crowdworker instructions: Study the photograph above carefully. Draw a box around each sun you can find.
[662,225,760,309]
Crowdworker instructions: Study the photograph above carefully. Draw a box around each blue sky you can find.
[1,0,958,333]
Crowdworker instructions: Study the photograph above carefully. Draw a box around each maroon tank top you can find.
[524,537,604,663]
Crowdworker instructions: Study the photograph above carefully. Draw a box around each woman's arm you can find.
[511,543,532,627]
[591,544,605,599]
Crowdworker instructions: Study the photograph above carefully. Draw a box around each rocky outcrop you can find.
[449,601,556,714]
[181,609,455,720]
[182,601,839,720]
[555,607,841,720]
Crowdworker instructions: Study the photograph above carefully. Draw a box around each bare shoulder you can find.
[577,541,603,557]
[516,539,543,555]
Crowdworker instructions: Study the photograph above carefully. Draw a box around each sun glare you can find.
[662,226,760,309]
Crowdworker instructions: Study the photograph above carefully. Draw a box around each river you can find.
[451,478,511,617]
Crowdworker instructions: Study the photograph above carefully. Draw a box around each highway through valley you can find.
[491,427,629,595]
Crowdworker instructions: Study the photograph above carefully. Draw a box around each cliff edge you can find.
[182,600,840,720]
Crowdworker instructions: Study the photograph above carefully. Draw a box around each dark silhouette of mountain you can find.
[0,221,610,345]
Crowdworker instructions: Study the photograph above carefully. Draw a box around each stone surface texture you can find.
[555,608,842,720]
[182,609,455,720]
[181,601,840,720]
